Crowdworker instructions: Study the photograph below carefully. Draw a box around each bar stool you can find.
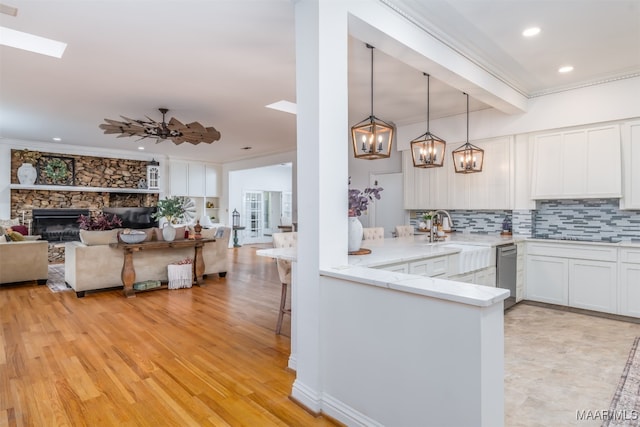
[271,232,297,334]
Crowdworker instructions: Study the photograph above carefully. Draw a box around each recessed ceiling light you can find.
[265,100,297,115]
[52,137,61,141]
[522,27,541,37]
[241,146,252,150]
[558,65,574,73]
[0,26,67,58]
[138,146,144,150]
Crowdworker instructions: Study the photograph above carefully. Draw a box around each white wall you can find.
[397,76,640,152]
[222,150,295,226]
[227,163,292,228]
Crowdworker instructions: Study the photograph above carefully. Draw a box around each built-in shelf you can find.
[9,184,160,194]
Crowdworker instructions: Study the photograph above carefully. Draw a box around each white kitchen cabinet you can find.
[619,247,640,317]
[449,266,496,286]
[530,125,621,199]
[402,135,512,210]
[409,255,449,278]
[620,120,640,209]
[515,241,525,302]
[525,255,569,305]
[526,241,619,313]
[169,160,219,198]
[205,164,219,197]
[568,259,617,314]
[169,161,189,196]
[188,163,206,197]
[379,262,409,274]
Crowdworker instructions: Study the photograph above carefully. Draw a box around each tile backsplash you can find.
[410,199,640,241]
[532,199,640,242]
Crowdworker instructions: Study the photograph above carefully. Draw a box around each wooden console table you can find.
[110,238,215,298]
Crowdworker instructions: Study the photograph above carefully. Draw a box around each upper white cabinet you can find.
[620,120,640,209]
[169,160,220,197]
[169,161,189,196]
[530,125,622,199]
[402,136,512,210]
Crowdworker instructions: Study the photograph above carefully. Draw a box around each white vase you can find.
[17,163,37,185]
[162,223,176,242]
[348,216,363,253]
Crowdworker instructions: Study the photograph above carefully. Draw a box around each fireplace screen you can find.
[32,208,89,241]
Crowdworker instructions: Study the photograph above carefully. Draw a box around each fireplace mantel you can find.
[9,184,159,194]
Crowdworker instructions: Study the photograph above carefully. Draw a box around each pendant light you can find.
[452,92,484,173]
[351,43,394,160]
[410,73,446,168]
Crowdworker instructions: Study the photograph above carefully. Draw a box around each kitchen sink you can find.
[440,243,492,274]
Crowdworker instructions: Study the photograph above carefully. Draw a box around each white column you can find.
[0,144,11,218]
[293,0,349,412]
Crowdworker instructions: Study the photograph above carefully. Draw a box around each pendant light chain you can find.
[465,92,469,143]
[368,44,374,118]
[425,73,430,133]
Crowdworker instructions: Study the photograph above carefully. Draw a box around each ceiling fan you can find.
[99,108,221,145]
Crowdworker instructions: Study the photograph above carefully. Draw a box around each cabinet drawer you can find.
[620,248,640,264]
[379,263,409,274]
[409,256,449,277]
[527,242,617,262]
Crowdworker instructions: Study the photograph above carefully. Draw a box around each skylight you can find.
[0,26,67,58]
[265,100,297,115]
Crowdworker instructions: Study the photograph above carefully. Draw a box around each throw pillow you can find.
[215,227,225,238]
[174,226,186,240]
[7,231,25,241]
[80,229,120,246]
[139,227,156,242]
[11,225,29,236]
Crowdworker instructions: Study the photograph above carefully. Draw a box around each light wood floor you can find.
[0,244,338,427]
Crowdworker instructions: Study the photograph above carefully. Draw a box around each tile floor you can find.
[505,302,640,427]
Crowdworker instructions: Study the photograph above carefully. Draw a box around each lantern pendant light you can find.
[410,73,446,168]
[452,92,484,173]
[351,43,394,160]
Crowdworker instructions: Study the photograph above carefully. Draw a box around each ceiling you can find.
[1,0,638,163]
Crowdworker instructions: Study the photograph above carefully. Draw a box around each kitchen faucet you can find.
[433,209,455,231]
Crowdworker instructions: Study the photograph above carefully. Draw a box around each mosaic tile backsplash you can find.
[532,199,640,242]
[410,199,640,242]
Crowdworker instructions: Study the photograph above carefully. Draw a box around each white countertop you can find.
[257,233,512,308]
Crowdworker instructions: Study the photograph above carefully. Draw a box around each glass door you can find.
[243,191,263,241]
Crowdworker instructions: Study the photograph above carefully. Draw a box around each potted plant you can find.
[347,181,383,252]
[151,196,187,241]
[13,149,41,185]
[77,213,123,230]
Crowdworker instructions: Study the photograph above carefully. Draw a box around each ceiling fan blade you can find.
[185,121,206,133]
[169,136,186,145]
[167,117,186,130]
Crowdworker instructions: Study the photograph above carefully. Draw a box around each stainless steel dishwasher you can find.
[496,244,517,310]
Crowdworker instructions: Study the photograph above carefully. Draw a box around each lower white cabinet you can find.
[568,259,617,314]
[409,256,449,278]
[619,247,640,317]
[449,266,496,287]
[516,241,525,302]
[525,255,569,305]
[526,241,619,314]
[379,262,409,274]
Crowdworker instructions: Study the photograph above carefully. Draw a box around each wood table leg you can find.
[194,243,205,286]
[121,248,136,297]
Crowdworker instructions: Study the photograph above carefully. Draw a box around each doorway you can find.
[369,172,405,238]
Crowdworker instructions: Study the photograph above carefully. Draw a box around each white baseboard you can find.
[288,353,297,371]
[321,392,384,427]
[291,380,322,413]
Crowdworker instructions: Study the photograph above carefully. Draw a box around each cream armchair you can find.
[271,231,297,335]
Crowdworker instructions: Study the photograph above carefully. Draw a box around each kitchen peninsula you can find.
[257,234,510,427]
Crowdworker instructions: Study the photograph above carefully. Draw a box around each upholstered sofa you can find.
[64,227,231,297]
[0,240,49,285]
